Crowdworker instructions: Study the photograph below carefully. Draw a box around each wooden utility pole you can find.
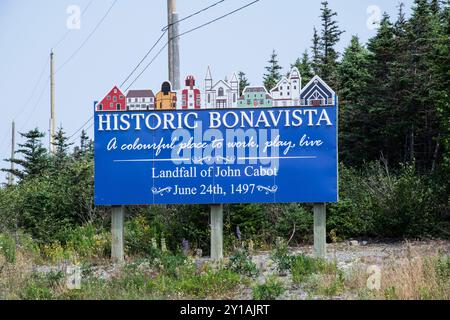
[50,50,56,153]
[8,121,15,186]
[313,203,326,259]
[167,0,180,90]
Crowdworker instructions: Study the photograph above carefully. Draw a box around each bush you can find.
[252,276,285,300]
[125,214,158,256]
[41,242,76,264]
[64,224,110,260]
[21,271,65,300]
[270,238,294,274]
[0,233,16,263]
[226,247,259,278]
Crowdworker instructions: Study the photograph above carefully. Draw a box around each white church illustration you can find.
[270,67,301,107]
[204,66,239,109]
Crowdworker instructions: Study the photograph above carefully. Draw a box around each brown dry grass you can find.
[0,250,34,299]
[344,243,450,300]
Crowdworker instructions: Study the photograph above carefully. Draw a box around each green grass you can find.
[252,276,285,300]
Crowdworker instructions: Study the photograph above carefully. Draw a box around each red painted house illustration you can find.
[96,86,126,111]
[179,75,201,109]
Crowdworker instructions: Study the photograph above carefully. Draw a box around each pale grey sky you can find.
[0,0,414,183]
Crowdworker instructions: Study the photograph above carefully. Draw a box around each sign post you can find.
[111,205,125,263]
[210,204,223,261]
[313,203,326,259]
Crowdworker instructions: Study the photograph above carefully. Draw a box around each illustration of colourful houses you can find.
[204,67,239,109]
[96,86,126,111]
[179,75,201,110]
[270,67,301,107]
[300,75,336,106]
[155,81,177,110]
[126,89,155,111]
[238,86,273,108]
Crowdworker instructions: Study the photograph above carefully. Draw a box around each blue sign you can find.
[94,105,338,206]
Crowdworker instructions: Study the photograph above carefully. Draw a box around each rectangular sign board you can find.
[94,105,338,205]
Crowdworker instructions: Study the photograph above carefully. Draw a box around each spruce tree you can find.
[365,13,397,163]
[404,0,443,169]
[263,50,282,91]
[337,36,371,165]
[2,128,48,180]
[51,127,73,170]
[238,71,250,96]
[292,50,314,84]
[311,27,322,75]
[318,1,344,86]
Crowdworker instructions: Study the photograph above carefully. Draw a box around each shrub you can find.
[270,238,294,274]
[0,233,16,263]
[41,242,76,264]
[125,214,158,256]
[21,271,65,300]
[64,224,110,260]
[291,254,337,284]
[274,204,313,243]
[226,247,259,278]
[252,276,285,300]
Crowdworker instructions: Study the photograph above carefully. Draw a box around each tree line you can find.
[0,0,448,246]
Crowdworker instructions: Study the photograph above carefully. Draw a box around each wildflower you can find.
[236,226,242,242]
[182,239,189,256]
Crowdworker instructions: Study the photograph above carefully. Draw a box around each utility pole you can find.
[8,121,15,186]
[167,0,180,90]
[50,50,56,153]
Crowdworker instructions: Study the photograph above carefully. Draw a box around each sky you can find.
[0,0,415,183]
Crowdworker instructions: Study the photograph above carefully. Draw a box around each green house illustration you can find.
[238,86,273,108]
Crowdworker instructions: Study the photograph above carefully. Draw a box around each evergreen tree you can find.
[238,71,250,96]
[2,128,48,181]
[364,13,398,163]
[263,50,282,91]
[51,127,73,170]
[311,27,322,75]
[337,36,371,165]
[74,130,93,160]
[403,0,443,170]
[292,50,314,84]
[318,1,344,86]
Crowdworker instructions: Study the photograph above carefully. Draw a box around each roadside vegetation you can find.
[0,0,449,300]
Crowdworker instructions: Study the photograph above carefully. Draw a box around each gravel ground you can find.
[32,239,450,300]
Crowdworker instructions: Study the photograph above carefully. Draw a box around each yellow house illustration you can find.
[155,81,177,110]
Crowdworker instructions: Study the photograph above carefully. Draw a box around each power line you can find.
[56,0,118,73]
[175,0,261,39]
[161,0,226,31]
[68,116,93,141]
[68,0,262,143]
[20,77,50,132]
[124,42,169,92]
[13,57,49,121]
[120,0,227,89]
[120,30,167,88]
[125,0,261,90]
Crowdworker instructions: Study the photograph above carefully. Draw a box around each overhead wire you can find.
[55,0,118,73]
[68,0,261,144]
